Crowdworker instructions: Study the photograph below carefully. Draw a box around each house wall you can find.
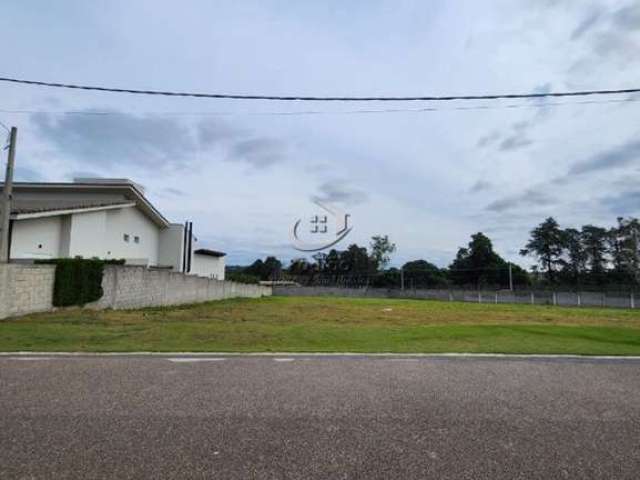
[10,205,165,267]
[191,254,225,280]
[67,209,108,259]
[159,224,184,270]
[10,216,64,259]
[103,207,160,265]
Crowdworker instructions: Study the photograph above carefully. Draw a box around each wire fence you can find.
[273,285,639,309]
[277,270,640,294]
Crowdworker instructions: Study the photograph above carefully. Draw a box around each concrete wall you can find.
[0,264,55,319]
[93,265,269,310]
[273,286,640,309]
[0,264,271,319]
[191,254,225,280]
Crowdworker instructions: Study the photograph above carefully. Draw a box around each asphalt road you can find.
[1,355,639,479]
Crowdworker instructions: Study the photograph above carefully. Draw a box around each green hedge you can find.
[225,272,261,284]
[35,258,125,307]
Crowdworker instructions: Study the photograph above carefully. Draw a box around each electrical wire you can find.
[1,75,640,102]
[0,96,637,118]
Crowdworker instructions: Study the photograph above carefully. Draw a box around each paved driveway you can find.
[1,355,639,479]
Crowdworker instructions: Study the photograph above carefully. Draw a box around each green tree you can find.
[340,244,373,274]
[402,259,448,288]
[369,235,396,271]
[520,217,566,283]
[609,217,640,284]
[581,225,609,283]
[449,232,523,288]
[561,228,587,285]
[245,256,282,280]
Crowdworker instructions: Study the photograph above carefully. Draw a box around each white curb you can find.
[1,352,640,360]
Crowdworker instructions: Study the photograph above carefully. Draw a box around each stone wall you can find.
[0,264,271,319]
[92,265,271,310]
[0,264,56,319]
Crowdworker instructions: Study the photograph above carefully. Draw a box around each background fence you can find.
[273,285,639,309]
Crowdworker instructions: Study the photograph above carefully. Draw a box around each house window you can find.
[123,234,130,242]
[134,236,140,244]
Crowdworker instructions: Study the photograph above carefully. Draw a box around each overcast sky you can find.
[1,0,639,267]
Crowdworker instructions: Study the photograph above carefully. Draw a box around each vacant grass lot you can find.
[1,296,640,354]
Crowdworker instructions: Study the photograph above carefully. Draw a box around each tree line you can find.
[227,216,640,290]
[520,217,639,288]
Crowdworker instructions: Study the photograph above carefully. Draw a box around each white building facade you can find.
[3,179,225,279]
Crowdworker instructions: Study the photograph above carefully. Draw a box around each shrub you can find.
[35,258,125,307]
[226,272,261,284]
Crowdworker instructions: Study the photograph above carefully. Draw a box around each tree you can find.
[340,244,373,274]
[580,225,609,283]
[245,256,282,280]
[449,232,524,288]
[561,228,586,285]
[369,235,396,271]
[609,217,640,284]
[520,217,566,283]
[402,259,448,288]
[288,258,313,275]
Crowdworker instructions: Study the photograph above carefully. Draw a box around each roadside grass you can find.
[1,296,640,354]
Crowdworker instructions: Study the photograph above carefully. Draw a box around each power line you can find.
[1,75,639,102]
[0,97,637,118]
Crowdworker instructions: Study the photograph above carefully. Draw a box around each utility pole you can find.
[0,127,17,263]
[508,262,513,291]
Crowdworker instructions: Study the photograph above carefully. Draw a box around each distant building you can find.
[1,178,225,279]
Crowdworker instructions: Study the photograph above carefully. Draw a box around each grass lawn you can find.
[1,296,640,354]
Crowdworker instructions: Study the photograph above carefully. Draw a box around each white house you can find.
[1,178,225,279]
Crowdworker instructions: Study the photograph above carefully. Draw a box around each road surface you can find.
[1,354,639,479]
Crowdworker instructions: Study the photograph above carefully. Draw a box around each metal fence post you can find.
[530,291,535,305]
[478,291,482,303]
[552,291,557,306]
[631,292,635,309]
[495,292,498,304]
[577,292,581,307]
[448,291,453,302]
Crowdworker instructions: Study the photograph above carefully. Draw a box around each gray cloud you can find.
[32,110,286,173]
[602,190,640,215]
[571,10,603,40]
[499,135,533,151]
[498,120,534,151]
[613,4,640,31]
[161,187,186,197]
[311,180,368,206]
[32,111,197,170]
[477,131,500,148]
[469,180,492,193]
[532,83,552,95]
[14,166,42,182]
[486,189,555,212]
[197,119,241,145]
[569,138,640,175]
[229,138,288,168]
[568,3,640,72]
